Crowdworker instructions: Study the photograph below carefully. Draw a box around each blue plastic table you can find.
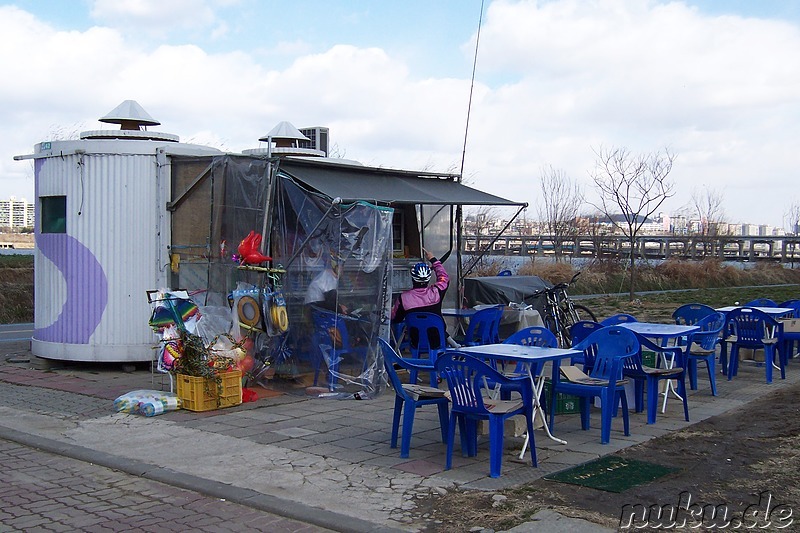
[618,322,700,413]
[456,343,581,453]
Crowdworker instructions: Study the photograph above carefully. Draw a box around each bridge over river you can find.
[465,234,800,262]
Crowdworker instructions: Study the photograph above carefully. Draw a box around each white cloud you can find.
[2,1,799,227]
[462,0,800,225]
[90,0,221,35]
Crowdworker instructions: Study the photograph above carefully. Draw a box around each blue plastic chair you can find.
[404,312,448,387]
[503,326,558,350]
[683,312,725,395]
[310,306,366,390]
[671,303,717,349]
[495,326,558,401]
[461,305,503,346]
[569,321,604,366]
[600,313,638,326]
[378,338,449,458]
[744,298,777,307]
[391,322,410,353]
[672,303,716,326]
[435,351,536,478]
[621,334,688,424]
[570,320,603,344]
[778,300,800,360]
[550,327,637,444]
[779,299,800,315]
[725,308,785,383]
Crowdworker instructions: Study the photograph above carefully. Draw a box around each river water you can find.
[465,254,782,272]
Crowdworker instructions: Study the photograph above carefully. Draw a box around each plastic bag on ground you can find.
[114,390,181,416]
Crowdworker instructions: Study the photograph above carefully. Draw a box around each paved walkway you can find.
[0,339,795,532]
[0,437,332,532]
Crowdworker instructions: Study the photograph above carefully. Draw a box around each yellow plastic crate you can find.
[176,370,242,412]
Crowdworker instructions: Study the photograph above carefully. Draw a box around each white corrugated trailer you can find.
[15,102,221,362]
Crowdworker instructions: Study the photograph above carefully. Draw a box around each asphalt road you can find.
[0,323,32,343]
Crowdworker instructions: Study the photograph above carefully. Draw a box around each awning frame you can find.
[275,158,526,207]
[273,157,529,306]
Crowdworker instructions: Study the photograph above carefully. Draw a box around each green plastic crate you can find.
[642,350,657,367]
[543,379,581,415]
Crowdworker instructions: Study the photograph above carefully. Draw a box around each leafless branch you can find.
[536,165,583,261]
[589,146,676,299]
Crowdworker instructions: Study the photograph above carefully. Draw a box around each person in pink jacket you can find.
[391,248,460,348]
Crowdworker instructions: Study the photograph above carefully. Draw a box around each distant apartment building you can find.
[297,127,329,156]
[670,215,688,235]
[716,222,742,236]
[0,197,34,229]
[741,224,759,236]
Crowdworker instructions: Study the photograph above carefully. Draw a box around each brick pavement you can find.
[0,438,331,532]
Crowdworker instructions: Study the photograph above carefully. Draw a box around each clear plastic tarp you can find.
[169,155,393,398]
[270,173,394,397]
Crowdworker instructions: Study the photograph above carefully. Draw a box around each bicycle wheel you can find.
[572,304,597,323]
[543,312,567,347]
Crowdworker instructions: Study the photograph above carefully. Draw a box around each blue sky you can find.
[3,0,800,228]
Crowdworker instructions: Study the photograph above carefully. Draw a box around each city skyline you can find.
[2,0,799,228]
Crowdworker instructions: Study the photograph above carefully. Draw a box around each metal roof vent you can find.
[243,120,325,157]
[80,100,179,142]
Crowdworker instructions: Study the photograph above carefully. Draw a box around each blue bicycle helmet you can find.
[410,262,431,284]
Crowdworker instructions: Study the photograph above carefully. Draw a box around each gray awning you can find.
[277,158,524,206]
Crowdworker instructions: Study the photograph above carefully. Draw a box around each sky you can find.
[2,0,799,228]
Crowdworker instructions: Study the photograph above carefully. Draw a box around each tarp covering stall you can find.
[464,275,552,311]
[270,174,394,396]
[463,275,553,339]
[168,154,523,397]
[170,155,394,396]
[276,158,518,206]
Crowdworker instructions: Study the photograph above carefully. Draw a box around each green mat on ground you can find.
[544,455,678,493]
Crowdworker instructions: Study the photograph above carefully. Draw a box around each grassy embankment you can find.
[475,257,800,322]
[0,255,34,324]
[3,255,800,324]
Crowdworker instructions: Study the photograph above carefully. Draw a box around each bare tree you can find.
[784,200,800,267]
[461,206,499,273]
[577,210,613,262]
[590,146,676,300]
[691,186,726,257]
[327,143,347,159]
[536,166,583,262]
[466,205,499,237]
[786,201,800,235]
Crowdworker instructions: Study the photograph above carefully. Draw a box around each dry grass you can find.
[512,258,800,295]
[0,256,33,323]
[471,257,800,322]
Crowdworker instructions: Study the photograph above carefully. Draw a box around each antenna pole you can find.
[456,0,485,307]
[459,0,485,184]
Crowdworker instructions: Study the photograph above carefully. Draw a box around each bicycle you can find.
[532,271,597,347]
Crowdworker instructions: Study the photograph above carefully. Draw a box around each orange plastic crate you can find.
[176,370,242,412]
